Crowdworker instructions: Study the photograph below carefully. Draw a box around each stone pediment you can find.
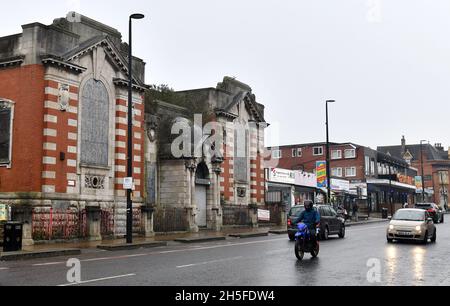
[216,91,265,123]
[43,35,143,85]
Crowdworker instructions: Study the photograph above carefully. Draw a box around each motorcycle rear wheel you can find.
[295,240,305,261]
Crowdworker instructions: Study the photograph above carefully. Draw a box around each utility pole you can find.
[420,140,427,203]
[325,100,335,204]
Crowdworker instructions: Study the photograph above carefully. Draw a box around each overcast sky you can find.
[2,0,450,149]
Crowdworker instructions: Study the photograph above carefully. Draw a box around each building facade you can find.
[265,142,418,214]
[0,13,149,244]
[378,136,449,210]
[145,77,268,232]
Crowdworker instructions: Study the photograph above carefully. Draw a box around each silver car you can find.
[386,209,436,244]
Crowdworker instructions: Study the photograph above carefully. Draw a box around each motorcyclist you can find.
[295,200,320,243]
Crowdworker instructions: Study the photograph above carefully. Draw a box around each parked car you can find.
[287,204,345,241]
[415,203,444,223]
[387,208,436,244]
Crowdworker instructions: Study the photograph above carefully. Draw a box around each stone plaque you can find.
[80,79,109,166]
[146,162,156,204]
[58,84,70,111]
[234,127,248,182]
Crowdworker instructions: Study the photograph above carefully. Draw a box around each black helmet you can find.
[304,200,314,211]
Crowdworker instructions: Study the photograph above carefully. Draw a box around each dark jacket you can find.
[295,208,320,230]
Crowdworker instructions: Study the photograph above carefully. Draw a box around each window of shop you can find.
[272,150,281,159]
[313,146,323,156]
[292,148,302,157]
[332,167,343,177]
[344,149,356,159]
[331,150,342,159]
[345,167,356,177]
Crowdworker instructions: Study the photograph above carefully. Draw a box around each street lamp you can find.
[420,140,427,203]
[326,100,335,204]
[126,13,145,244]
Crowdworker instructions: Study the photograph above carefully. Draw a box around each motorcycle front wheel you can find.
[310,242,320,258]
[295,240,305,261]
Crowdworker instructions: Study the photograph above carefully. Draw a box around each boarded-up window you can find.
[0,102,12,164]
[80,79,109,166]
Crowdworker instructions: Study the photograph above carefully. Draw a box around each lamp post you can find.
[420,140,427,203]
[325,100,335,204]
[126,13,145,244]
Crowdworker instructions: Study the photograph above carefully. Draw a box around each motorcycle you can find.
[294,222,320,261]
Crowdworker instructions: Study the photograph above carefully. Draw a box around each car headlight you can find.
[415,225,421,232]
[389,225,395,230]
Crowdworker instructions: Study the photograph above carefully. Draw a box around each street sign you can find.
[258,209,270,221]
[123,177,133,190]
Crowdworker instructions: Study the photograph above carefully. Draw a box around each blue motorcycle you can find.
[294,223,320,261]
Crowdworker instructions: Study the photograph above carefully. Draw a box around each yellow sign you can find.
[0,204,7,221]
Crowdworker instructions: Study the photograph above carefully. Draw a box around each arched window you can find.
[0,99,14,165]
[80,79,109,166]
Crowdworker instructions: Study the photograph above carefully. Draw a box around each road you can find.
[1,221,449,286]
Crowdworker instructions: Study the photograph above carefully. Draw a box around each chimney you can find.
[435,143,443,151]
[401,136,406,154]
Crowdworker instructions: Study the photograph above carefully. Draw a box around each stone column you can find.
[12,204,34,246]
[211,158,223,231]
[249,204,259,228]
[86,206,102,241]
[185,159,198,233]
[141,206,155,238]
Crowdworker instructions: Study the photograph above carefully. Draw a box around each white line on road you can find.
[0,267,9,271]
[176,256,243,269]
[348,225,387,232]
[57,273,136,286]
[159,237,287,254]
[29,237,287,268]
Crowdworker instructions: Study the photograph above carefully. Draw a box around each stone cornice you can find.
[0,55,25,69]
[41,55,86,74]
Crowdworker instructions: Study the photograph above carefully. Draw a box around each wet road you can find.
[1,220,449,286]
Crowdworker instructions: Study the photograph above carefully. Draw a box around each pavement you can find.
[1,220,449,286]
[0,218,388,261]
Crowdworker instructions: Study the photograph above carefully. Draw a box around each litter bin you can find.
[3,222,23,252]
[381,208,388,219]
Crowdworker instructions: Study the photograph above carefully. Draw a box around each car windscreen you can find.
[393,210,425,221]
[289,206,304,217]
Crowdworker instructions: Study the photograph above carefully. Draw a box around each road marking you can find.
[33,262,65,267]
[177,256,243,269]
[32,253,149,267]
[0,267,9,271]
[30,237,286,267]
[57,273,136,286]
[159,237,287,254]
[348,225,387,232]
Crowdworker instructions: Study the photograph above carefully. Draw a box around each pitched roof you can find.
[377,144,448,161]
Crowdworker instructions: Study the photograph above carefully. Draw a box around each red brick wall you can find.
[114,97,145,198]
[0,65,45,192]
[265,144,366,181]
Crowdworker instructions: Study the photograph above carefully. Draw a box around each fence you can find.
[222,205,250,226]
[32,207,87,241]
[153,207,187,232]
